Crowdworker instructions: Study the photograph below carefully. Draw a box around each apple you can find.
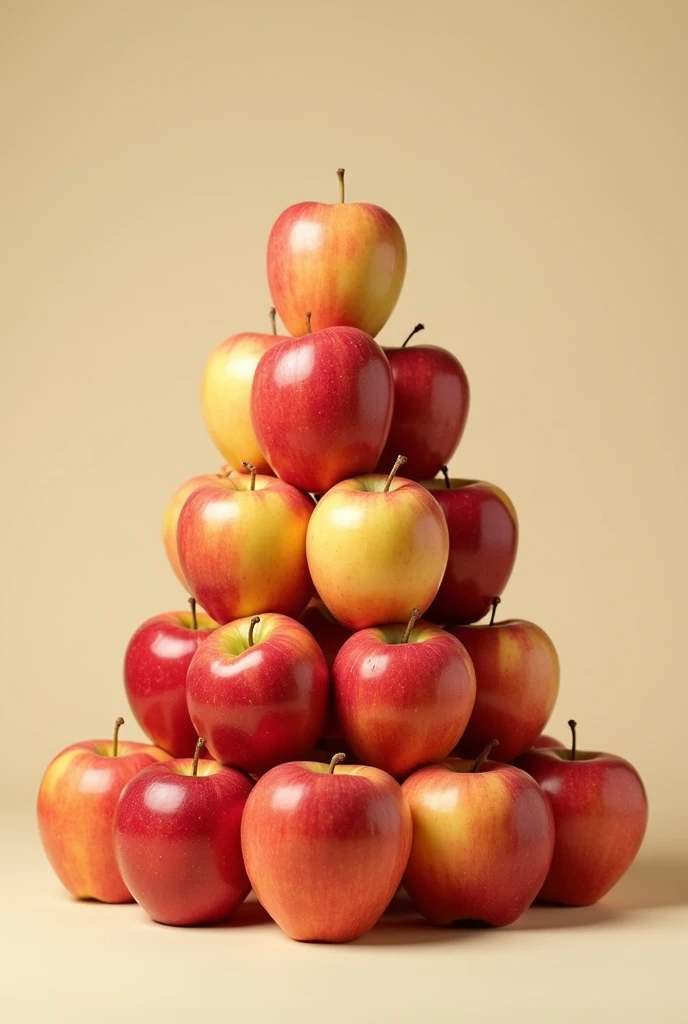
[376,324,470,481]
[423,472,519,625]
[201,309,287,474]
[532,734,564,749]
[123,598,217,757]
[186,613,328,773]
[299,598,352,744]
[162,466,235,589]
[402,742,555,926]
[266,168,406,339]
[114,738,253,926]
[517,720,649,905]
[306,456,449,630]
[241,753,412,942]
[333,609,476,777]
[177,465,314,624]
[36,718,169,902]
[250,323,393,494]
[447,601,560,762]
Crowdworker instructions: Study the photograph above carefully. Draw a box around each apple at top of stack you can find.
[266,168,407,339]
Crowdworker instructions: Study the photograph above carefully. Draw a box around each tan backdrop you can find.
[1,0,687,862]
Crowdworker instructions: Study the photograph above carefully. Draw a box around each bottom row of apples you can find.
[37,714,648,942]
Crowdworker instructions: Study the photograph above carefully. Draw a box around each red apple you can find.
[423,473,518,625]
[333,610,476,777]
[114,739,253,925]
[177,466,314,624]
[36,718,170,902]
[376,324,470,480]
[402,744,555,926]
[186,613,328,774]
[532,734,564,749]
[162,466,235,590]
[517,721,649,906]
[266,168,406,339]
[123,599,217,757]
[241,754,412,942]
[299,598,352,744]
[447,604,560,762]
[307,457,449,630]
[251,324,393,495]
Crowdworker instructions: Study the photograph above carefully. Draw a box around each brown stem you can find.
[383,455,407,492]
[192,737,205,776]
[489,597,501,626]
[402,608,421,643]
[248,616,260,647]
[242,462,257,490]
[441,465,451,489]
[329,752,346,774]
[568,720,577,760]
[306,311,312,333]
[268,307,277,335]
[401,323,425,348]
[188,596,198,630]
[112,717,125,758]
[471,739,499,772]
[337,168,345,203]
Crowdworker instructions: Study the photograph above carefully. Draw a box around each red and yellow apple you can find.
[162,467,235,589]
[267,168,406,338]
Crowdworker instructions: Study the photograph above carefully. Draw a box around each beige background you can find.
[1,1,687,1020]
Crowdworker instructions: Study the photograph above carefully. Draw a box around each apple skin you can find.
[177,475,314,624]
[516,747,648,906]
[307,474,449,630]
[402,758,555,926]
[531,734,564,749]
[251,326,394,495]
[333,619,476,778]
[423,478,518,626]
[377,344,470,481]
[114,758,253,926]
[201,329,286,474]
[266,189,406,339]
[162,469,235,590]
[186,614,328,774]
[37,738,170,902]
[447,619,560,763]
[241,759,412,942]
[123,609,217,757]
[299,599,352,742]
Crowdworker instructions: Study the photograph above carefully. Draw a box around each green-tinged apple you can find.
[114,739,253,926]
[241,753,412,942]
[36,718,170,902]
[177,464,314,624]
[333,609,476,777]
[377,324,470,481]
[517,720,648,906]
[402,742,555,926]
[447,599,559,762]
[186,613,328,773]
[251,323,393,494]
[201,309,286,474]
[162,466,235,589]
[123,598,217,757]
[306,456,449,630]
[267,168,406,338]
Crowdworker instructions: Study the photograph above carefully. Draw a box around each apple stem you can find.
[329,752,347,774]
[401,323,425,348]
[269,307,277,335]
[112,717,124,758]
[188,596,198,630]
[192,737,205,776]
[242,462,257,491]
[248,616,260,648]
[383,455,407,492]
[568,719,577,760]
[337,168,345,203]
[402,608,421,643]
[471,739,499,772]
[441,465,451,489]
[306,311,312,333]
[489,597,501,626]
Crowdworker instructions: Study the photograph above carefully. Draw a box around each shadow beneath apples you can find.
[351,895,486,947]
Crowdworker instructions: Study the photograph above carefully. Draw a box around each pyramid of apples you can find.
[37,171,648,942]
